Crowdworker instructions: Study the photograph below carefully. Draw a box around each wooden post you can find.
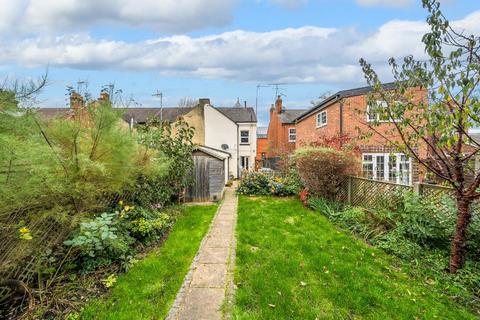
[347,176,353,205]
[413,182,423,195]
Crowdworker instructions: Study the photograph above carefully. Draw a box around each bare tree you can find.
[177,97,198,108]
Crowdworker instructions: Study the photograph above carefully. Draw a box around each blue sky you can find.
[1,0,479,126]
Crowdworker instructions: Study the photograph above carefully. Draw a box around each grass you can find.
[80,204,218,320]
[233,196,476,320]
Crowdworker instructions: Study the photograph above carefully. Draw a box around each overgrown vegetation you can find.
[234,196,477,319]
[0,85,196,319]
[308,194,480,313]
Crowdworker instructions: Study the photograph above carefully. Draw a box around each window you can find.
[288,128,296,142]
[240,156,250,170]
[362,154,374,179]
[362,153,411,185]
[367,101,401,122]
[316,111,327,128]
[261,152,266,159]
[240,130,249,144]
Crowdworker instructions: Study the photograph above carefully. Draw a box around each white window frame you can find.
[240,130,249,144]
[362,153,412,185]
[316,111,327,128]
[288,128,296,142]
[367,100,402,123]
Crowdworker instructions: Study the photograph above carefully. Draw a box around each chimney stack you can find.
[198,98,210,107]
[99,91,110,102]
[275,95,282,114]
[244,101,247,108]
[70,91,84,112]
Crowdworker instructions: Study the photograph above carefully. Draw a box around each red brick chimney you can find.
[198,98,210,107]
[275,95,282,114]
[70,92,84,112]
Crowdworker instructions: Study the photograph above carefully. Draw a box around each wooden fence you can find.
[337,176,478,216]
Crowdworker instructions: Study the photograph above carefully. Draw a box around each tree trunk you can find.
[449,197,473,273]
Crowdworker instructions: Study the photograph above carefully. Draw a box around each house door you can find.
[240,156,249,171]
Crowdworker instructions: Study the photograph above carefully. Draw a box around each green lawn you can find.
[233,196,476,320]
[81,204,218,320]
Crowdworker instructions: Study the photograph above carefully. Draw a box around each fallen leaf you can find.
[300,281,307,286]
[268,304,276,308]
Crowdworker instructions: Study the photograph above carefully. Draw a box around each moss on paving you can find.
[233,196,476,320]
[81,204,218,320]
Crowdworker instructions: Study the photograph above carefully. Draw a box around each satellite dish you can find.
[221,144,229,150]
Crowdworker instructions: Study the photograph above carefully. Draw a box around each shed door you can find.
[186,156,210,202]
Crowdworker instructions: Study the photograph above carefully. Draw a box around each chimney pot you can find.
[244,101,247,108]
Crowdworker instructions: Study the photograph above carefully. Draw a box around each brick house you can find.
[295,83,428,185]
[256,126,268,168]
[265,96,307,166]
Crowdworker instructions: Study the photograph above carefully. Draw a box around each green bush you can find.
[130,119,195,208]
[236,172,297,196]
[123,206,176,243]
[294,147,357,200]
[64,212,134,272]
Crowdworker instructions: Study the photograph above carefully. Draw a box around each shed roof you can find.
[194,145,231,160]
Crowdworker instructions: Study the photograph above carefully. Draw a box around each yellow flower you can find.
[124,205,131,211]
[19,227,29,234]
[119,200,124,205]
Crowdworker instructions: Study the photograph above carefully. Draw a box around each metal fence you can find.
[336,176,478,216]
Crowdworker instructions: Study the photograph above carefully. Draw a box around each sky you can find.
[0,0,479,126]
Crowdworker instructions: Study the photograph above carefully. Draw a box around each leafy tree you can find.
[131,118,195,207]
[359,0,479,272]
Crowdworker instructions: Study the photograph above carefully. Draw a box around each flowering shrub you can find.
[236,172,297,196]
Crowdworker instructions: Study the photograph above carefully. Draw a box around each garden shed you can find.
[186,146,230,202]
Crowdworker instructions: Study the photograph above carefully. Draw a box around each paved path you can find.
[166,186,238,320]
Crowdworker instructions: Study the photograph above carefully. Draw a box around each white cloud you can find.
[356,0,414,7]
[1,10,479,86]
[0,0,236,34]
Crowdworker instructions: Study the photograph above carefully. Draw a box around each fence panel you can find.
[343,176,412,209]
[340,176,479,217]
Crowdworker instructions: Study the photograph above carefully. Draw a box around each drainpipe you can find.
[237,123,240,178]
[339,99,344,148]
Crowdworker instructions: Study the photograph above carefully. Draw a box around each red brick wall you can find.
[295,87,428,182]
[256,137,268,161]
[266,97,297,158]
[296,101,341,148]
